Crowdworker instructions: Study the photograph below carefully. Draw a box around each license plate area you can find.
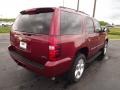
[20,41,27,49]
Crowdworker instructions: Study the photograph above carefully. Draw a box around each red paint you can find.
[8,7,108,77]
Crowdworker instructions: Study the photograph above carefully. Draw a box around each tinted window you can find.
[60,11,82,35]
[86,18,94,33]
[93,19,101,32]
[13,12,53,34]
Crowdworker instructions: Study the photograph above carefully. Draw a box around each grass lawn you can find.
[0,26,120,39]
[0,26,11,33]
[108,28,120,39]
[108,35,120,39]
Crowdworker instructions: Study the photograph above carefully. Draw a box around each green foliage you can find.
[0,18,15,22]
[108,28,120,39]
[0,26,11,33]
[108,35,120,39]
[99,21,108,26]
[109,28,120,35]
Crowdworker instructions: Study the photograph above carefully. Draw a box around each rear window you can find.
[60,11,82,35]
[13,12,53,34]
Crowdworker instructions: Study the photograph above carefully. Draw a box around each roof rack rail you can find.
[59,6,89,16]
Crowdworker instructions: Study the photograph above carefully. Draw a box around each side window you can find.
[86,18,94,33]
[93,19,101,32]
[60,11,82,35]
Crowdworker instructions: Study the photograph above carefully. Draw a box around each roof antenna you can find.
[77,0,80,11]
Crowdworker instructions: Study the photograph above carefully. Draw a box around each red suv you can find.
[8,7,108,82]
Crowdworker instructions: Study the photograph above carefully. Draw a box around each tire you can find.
[99,41,108,60]
[102,41,108,56]
[68,53,86,83]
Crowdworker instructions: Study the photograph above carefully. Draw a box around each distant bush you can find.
[0,18,15,22]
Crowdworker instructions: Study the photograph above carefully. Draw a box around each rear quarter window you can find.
[93,19,101,32]
[60,11,82,35]
[85,17,94,34]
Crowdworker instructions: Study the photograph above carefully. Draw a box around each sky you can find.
[0,0,120,24]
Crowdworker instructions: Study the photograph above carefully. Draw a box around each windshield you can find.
[13,12,53,34]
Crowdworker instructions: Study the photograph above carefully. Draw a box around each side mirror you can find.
[100,27,109,32]
[95,27,109,33]
[96,28,104,33]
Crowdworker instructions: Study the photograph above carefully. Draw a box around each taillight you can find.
[49,37,61,61]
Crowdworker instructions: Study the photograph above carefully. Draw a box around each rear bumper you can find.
[8,46,72,77]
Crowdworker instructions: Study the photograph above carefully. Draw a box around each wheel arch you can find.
[106,38,108,42]
[75,47,89,59]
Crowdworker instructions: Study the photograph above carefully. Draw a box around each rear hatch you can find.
[10,8,54,64]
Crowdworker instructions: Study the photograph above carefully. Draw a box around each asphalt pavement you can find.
[0,34,120,90]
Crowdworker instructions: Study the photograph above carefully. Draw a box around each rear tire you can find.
[68,53,86,83]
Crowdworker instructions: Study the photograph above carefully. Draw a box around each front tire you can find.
[102,41,108,56]
[68,54,86,82]
[98,41,108,60]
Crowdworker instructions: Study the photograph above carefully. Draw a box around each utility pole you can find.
[63,0,64,7]
[93,0,97,17]
[77,0,80,11]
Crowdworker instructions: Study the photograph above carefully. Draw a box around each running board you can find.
[87,51,102,63]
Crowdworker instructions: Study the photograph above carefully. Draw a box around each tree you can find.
[99,21,108,26]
